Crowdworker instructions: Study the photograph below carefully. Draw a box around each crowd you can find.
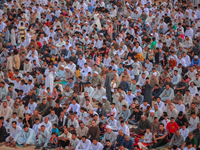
[0,0,200,150]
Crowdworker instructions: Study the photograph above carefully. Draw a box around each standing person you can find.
[13,50,20,70]
[45,65,57,93]
[104,67,115,102]
[6,52,14,72]
[143,77,153,106]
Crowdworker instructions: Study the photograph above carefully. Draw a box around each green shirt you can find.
[185,137,198,147]
[150,40,156,50]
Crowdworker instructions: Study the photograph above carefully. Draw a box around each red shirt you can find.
[166,122,179,133]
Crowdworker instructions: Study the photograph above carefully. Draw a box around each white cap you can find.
[150,110,155,113]
[60,65,64,68]
[194,55,198,59]
[85,36,88,38]
[102,96,107,100]
[64,66,69,69]
[51,13,55,15]
[85,22,88,24]
[4,3,8,5]
[106,125,112,129]
[153,72,157,77]
[183,64,187,67]
[94,71,98,75]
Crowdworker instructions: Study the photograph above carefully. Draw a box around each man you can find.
[168,130,184,149]
[77,122,88,139]
[134,115,151,134]
[114,129,125,148]
[183,90,193,106]
[102,96,111,114]
[35,99,50,117]
[183,142,196,150]
[45,109,58,125]
[125,89,135,106]
[31,110,43,125]
[117,105,131,122]
[101,125,117,145]
[35,125,51,149]
[167,104,179,119]
[89,71,101,87]
[96,102,107,117]
[148,110,158,123]
[151,117,160,134]
[58,128,72,149]
[152,123,168,148]
[154,97,165,112]
[153,104,163,119]
[187,112,199,132]
[75,136,91,150]
[166,117,179,139]
[13,125,36,147]
[119,76,130,93]
[0,122,8,142]
[90,138,103,150]
[159,84,174,102]
[103,140,115,150]
[1,99,12,119]
[121,135,134,150]
[87,120,100,141]
[39,117,52,133]
[127,106,143,125]
[192,123,200,145]
[119,120,130,136]
[6,121,22,144]
[181,132,198,149]
[91,84,106,102]
[0,81,8,100]
[104,67,115,101]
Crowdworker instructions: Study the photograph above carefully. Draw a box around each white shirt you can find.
[9,125,22,138]
[118,124,130,136]
[161,119,170,129]
[90,142,103,150]
[132,46,142,53]
[67,103,80,115]
[179,128,189,140]
[75,139,91,150]
[77,58,86,68]
[175,104,185,113]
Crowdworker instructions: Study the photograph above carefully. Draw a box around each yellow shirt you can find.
[75,70,81,78]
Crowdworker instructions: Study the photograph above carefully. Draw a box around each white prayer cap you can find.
[100,33,103,36]
[60,65,65,68]
[125,2,129,5]
[153,72,157,77]
[106,125,112,129]
[194,55,198,59]
[4,3,8,5]
[150,110,155,113]
[94,71,98,75]
[169,56,173,59]
[51,13,55,15]
[85,22,88,24]
[64,66,69,69]
[128,16,131,19]
[102,96,107,100]
[107,20,111,22]
[85,36,88,39]
[183,64,187,67]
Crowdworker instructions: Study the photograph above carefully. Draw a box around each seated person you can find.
[168,130,184,149]
[134,115,151,134]
[127,106,142,125]
[181,132,198,149]
[143,128,152,143]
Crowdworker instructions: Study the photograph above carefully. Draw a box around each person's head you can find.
[141,115,146,121]
[82,136,87,143]
[106,140,111,147]
[91,120,96,127]
[170,117,175,123]
[3,101,7,108]
[41,125,45,132]
[188,132,194,140]
[159,123,164,131]
[44,117,49,123]
[125,135,130,142]
[169,104,174,111]
[23,125,29,132]
[12,121,17,128]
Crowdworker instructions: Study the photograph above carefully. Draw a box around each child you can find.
[8,112,18,130]
[46,87,51,96]
[47,132,58,148]
[143,128,152,143]
[52,124,59,136]
[111,103,117,118]
[51,54,55,62]
[135,85,142,95]
[75,65,81,81]
[110,79,116,94]
[32,118,40,136]
[17,117,23,128]
[99,122,105,137]
[23,105,31,115]
[132,97,139,106]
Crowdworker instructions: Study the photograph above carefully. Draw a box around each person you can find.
[181,133,198,149]
[152,123,168,148]
[57,128,72,149]
[5,121,22,144]
[127,106,143,125]
[0,122,8,142]
[101,125,117,145]
[90,138,103,150]
[114,129,125,148]
[143,128,152,143]
[187,112,199,132]
[13,125,36,147]
[168,130,184,149]
[87,120,100,141]
[119,120,130,136]
[38,117,52,133]
[143,77,153,106]
[166,117,179,139]
[159,84,174,102]
[35,125,51,149]
[121,135,134,150]
[47,132,58,149]
[183,142,196,150]
[0,101,12,121]
[75,136,91,150]
[134,115,151,134]
[45,65,57,93]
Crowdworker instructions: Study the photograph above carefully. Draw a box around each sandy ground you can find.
[0,144,37,150]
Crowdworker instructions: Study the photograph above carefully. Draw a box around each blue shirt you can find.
[52,128,59,136]
[117,67,124,76]
[88,5,93,13]
[191,58,200,66]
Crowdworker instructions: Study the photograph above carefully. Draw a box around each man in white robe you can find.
[90,138,103,150]
[0,101,12,121]
[6,121,22,143]
[35,125,51,149]
[44,109,58,125]
[39,117,52,133]
[91,85,106,102]
[45,65,57,93]
[187,113,199,132]
[13,125,36,146]
[75,136,91,150]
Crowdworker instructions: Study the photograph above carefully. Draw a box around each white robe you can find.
[91,14,102,30]
[187,116,199,132]
[6,125,22,142]
[45,68,57,93]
